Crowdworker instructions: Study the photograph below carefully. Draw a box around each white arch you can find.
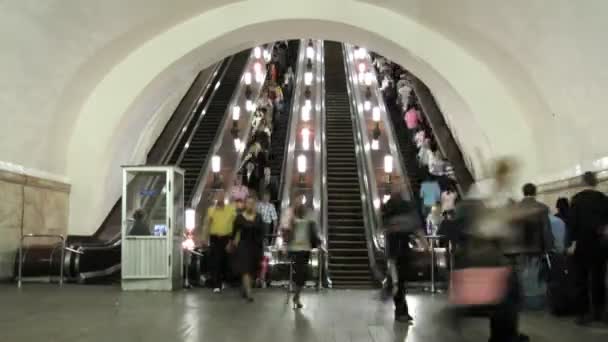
[65,0,537,234]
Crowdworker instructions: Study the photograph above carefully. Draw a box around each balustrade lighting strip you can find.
[190,45,273,209]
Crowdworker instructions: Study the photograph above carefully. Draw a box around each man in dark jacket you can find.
[242,162,259,192]
[258,167,279,204]
[515,183,554,255]
[509,183,554,310]
[382,191,426,322]
[568,172,608,325]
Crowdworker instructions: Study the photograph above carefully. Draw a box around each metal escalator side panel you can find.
[185,49,253,208]
[323,41,382,287]
[274,40,300,201]
[411,80,474,193]
[274,40,327,287]
[340,44,385,283]
[71,60,229,247]
[71,53,249,282]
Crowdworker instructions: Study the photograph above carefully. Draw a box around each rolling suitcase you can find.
[546,253,577,316]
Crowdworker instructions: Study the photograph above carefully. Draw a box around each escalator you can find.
[174,50,250,203]
[270,41,300,188]
[324,42,375,288]
[385,99,427,200]
[17,50,251,283]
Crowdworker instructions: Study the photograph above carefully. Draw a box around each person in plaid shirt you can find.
[257,191,278,243]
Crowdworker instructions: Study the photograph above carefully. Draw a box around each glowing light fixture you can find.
[302,128,311,151]
[306,46,315,59]
[254,62,262,74]
[246,100,253,112]
[234,138,242,152]
[301,105,311,122]
[244,72,252,85]
[356,47,367,59]
[305,99,312,109]
[232,106,241,121]
[255,72,264,84]
[254,47,262,59]
[304,72,313,86]
[185,209,196,232]
[184,142,190,149]
[384,155,393,174]
[372,107,381,122]
[263,49,271,62]
[383,194,391,204]
[182,238,195,251]
[364,72,373,86]
[358,63,366,73]
[297,155,307,174]
[371,139,379,151]
[301,195,307,205]
[211,156,221,173]
[364,100,371,111]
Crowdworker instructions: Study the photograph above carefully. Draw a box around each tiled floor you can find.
[0,284,606,341]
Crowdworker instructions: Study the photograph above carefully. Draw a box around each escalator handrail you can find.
[318,40,331,287]
[276,44,300,228]
[76,59,230,246]
[340,44,384,282]
[276,40,329,287]
[370,68,416,204]
[411,79,475,193]
[174,54,238,168]
[65,59,235,281]
[157,61,226,166]
[189,48,261,210]
[219,45,276,203]
[277,40,306,226]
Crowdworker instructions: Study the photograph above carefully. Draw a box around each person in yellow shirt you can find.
[202,190,236,293]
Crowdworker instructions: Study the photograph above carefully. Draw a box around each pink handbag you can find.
[449,267,512,306]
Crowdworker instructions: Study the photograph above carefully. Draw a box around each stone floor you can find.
[0,284,607,342]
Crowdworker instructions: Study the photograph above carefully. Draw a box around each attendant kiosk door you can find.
[121,166,185,291]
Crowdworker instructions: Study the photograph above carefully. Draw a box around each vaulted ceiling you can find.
[1,0,606,234]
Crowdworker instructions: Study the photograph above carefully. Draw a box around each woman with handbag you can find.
[448,158,529,342]
[229,194,264,302]
[281,195,321,309]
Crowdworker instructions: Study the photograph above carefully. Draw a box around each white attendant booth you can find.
[121,166,184,291]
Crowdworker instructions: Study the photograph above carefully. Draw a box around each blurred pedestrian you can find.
[568,171,608,325]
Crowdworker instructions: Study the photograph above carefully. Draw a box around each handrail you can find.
[411,79,475,193]
[278,40,328,287]
[157,61,225,165]
[318,41,330,288]
[18,234,65,288]
[372,79,415,203]
[278,41,305,221]
[340,44,384,282]
[227,43,276,195]
[175,55,237,168]
[79,59,231,247]
[189,48,258,209]
[276,44,300,221]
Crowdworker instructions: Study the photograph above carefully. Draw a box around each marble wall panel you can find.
[0,171,69,280]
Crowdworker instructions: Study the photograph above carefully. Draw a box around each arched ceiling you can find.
[1,0,606,234]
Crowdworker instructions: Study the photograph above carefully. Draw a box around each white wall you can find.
[1,0,607,236]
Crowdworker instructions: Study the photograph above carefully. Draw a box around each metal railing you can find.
[277,40,328,288]
[189,47,264,209]
[17,234,66,288]
[341,44,384,282]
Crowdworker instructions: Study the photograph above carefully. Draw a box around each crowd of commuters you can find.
[199,41,307,301]
[371,53,460,234]
[373,51,608,338]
